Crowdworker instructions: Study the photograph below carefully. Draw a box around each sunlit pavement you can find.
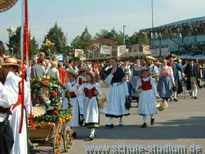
[31,84,205,154]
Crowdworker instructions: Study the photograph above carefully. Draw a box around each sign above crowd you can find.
[74,49,86,60]
[150,48,170,57]
[0,0,18,12]
[100,45,112,54]
[117,45,128,57]
[56,54,66,62]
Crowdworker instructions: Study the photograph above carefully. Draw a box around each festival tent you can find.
[178,54,192,59]
[179,54,205,60]
[192,54,205,60]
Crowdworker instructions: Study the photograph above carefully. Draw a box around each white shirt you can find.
[0,72,19,122]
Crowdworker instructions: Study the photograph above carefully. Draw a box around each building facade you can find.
[140,16,205,58]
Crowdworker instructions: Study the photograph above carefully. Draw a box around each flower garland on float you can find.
[31,76,71,125]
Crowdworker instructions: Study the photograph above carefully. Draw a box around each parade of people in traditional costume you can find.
[102,59,129,128]
[136,68,157,128]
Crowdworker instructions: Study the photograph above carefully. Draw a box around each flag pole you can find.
[19,0,29,133]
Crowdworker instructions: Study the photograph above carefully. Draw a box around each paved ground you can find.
[31,84,205,154]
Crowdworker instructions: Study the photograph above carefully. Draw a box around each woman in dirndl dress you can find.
[102,59,129,128]
[80,71,102,141]
[136,68,157,128]
[63,70,79,138]
[158,59,175,101]
[130,59,144,104]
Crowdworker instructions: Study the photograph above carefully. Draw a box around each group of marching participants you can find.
[62,54,204,141]
[61,57,156,141]
[102,57,158,129]
[0,54,203,152]
[1,36,204,153]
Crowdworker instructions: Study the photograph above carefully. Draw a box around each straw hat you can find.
[78,67,90,72]
[156,61,162,65]
[177,58,182,63]
[32,107,46,117]
[67,70,78,77]
[2,57,21,68]
[166,54,177,60]
[86,71,95,79]
[146,56,156,61]
[140,68,149,74]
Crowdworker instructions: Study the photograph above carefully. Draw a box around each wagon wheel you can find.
[53,133,64,154]
[63,126,74,152]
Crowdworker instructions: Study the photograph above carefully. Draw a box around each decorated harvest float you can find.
[29,76,73,154]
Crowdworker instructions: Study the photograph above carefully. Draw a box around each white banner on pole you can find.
[100,45,112,54]
[117,45,127,57]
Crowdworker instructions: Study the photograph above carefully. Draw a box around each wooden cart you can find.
[29,122,73,153]
[30,76,73,153]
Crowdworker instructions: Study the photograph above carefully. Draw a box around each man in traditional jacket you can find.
[184,59,202,99]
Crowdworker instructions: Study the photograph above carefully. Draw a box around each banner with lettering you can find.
[117,45,127,57]
[150,49,159,57]
[100,45,112,55]
[161,48,170,56]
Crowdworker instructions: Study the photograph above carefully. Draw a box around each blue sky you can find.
[1,0,205,46]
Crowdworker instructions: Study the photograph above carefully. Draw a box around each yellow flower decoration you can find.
[42,39,55,48]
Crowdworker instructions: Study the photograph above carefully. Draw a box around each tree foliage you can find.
[94,29,149,46]
[6,24,149,59]
[94,29,124,45]
[126,32,149,45]
[7,27,38,58]
[30,37,39,58]
[71,27,92,54]
[43,23,67,54]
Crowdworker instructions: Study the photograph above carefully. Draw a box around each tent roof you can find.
[140,16,205,32]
